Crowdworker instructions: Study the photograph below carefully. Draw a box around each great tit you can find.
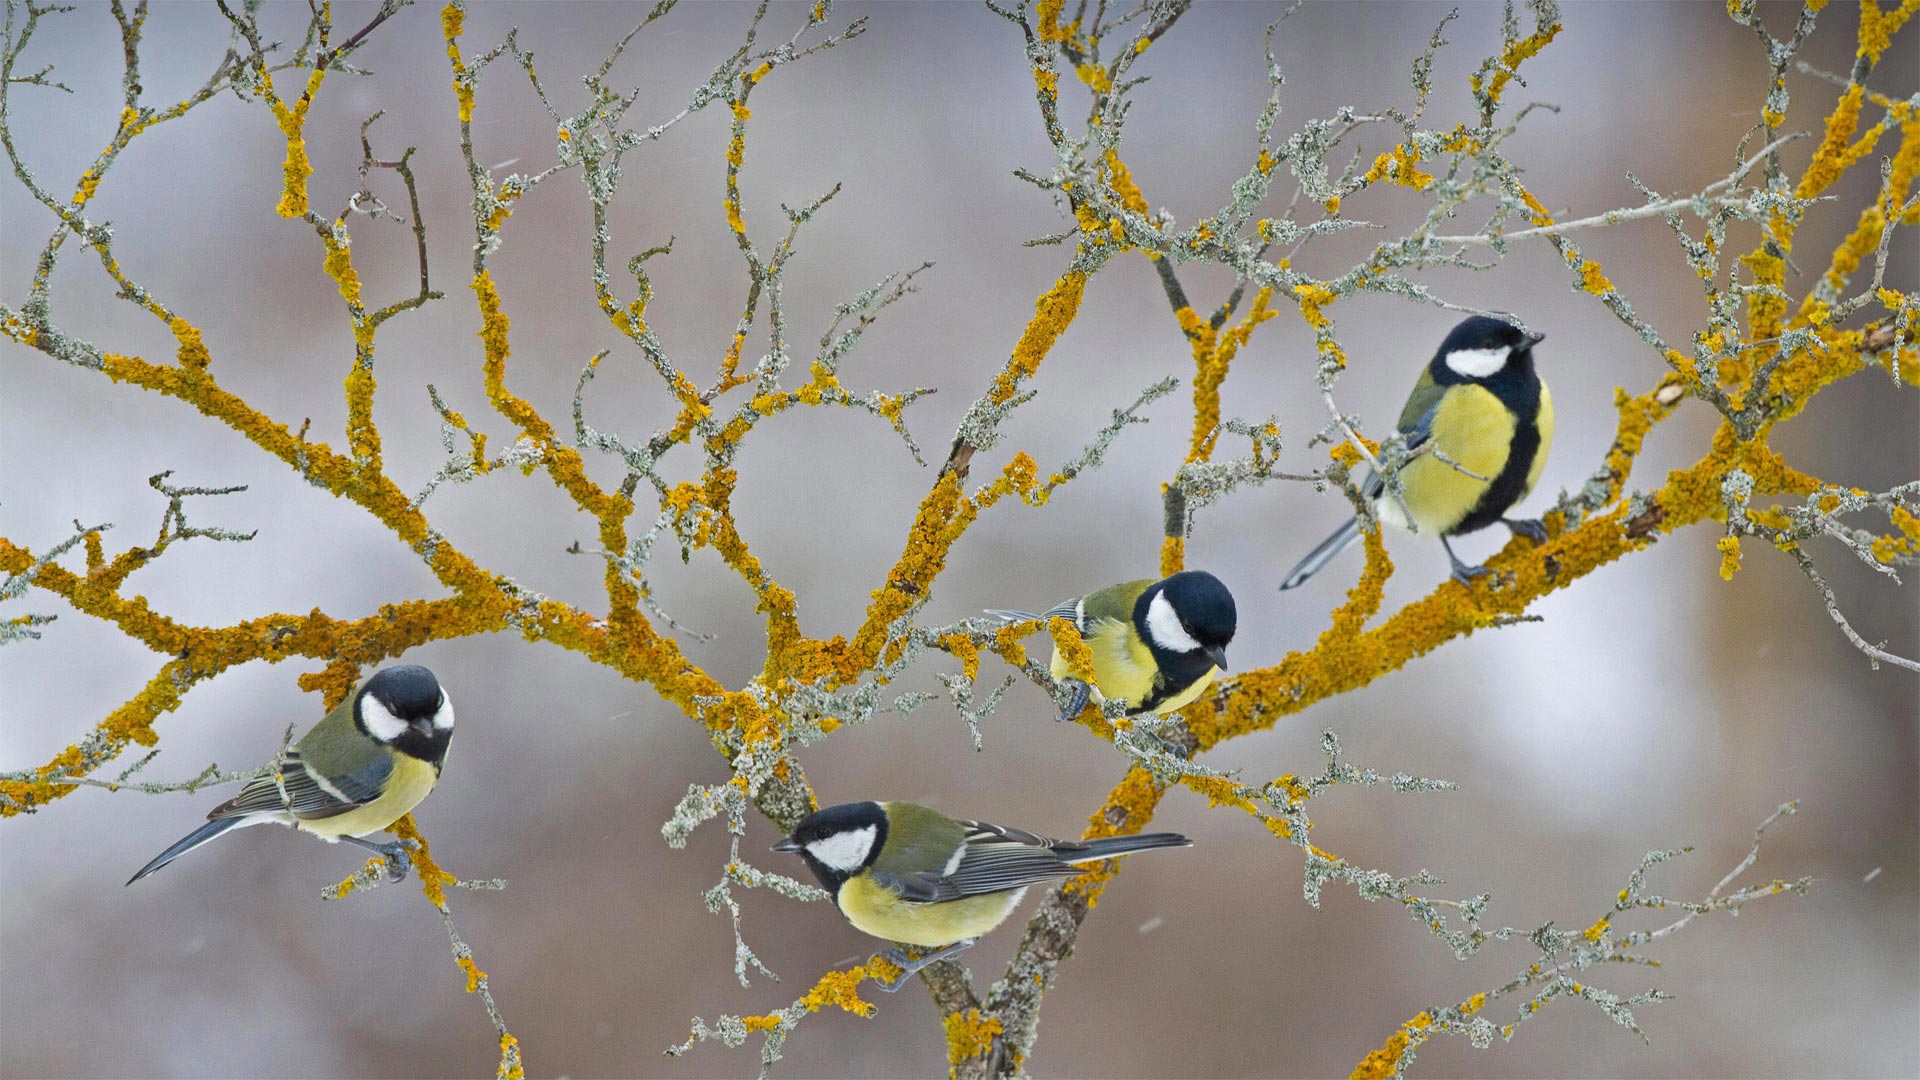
[1280,315,1554,588]
[127,665,454,885]
[988,570,1236,723]
[773,800,1191,989]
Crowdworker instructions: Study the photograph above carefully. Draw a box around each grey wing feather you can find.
[209,751,388,821]
[983,599,1084,631]
[891,819,1083,904]
[1359,400,1440,501]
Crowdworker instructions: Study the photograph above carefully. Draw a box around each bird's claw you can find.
[1056,679,1092,723]
[1449,560,1492,584]
[872,940,977,992]
[376,841,414,882]
[1504,517,1549,544]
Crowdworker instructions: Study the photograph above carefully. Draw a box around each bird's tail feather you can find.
[982,608,1043,624]
[1279,516,1362,591]
[1062,832,1192,863]
[126,815,253,885]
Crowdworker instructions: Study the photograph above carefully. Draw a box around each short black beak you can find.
[1526,330,1546,346]
[771,837,799,853]
[411,717,435,738]
[1204,645,1229,672]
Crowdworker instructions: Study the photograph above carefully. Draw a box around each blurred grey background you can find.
[2,2,1914,1077]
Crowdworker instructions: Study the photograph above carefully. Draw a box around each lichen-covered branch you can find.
[3,0,1909,1076]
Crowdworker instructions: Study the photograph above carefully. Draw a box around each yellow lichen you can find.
[1469,24,1562,107]
[944,1009,1004,1071]
[1857,0,1920,63]
[256,65,328,218]
[1048,615,1095,686]
[1578,259,1612,296]
[945,634,981,680]
[1717,534,1743,580]
[169,316,210,371]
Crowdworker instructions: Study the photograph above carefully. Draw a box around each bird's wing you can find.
[1359,372,1447,500]
[984,598,1086,630]
[1396,367,1446,437]
[207,750,392,822]
[1078,580,1153,627]
[886,818,1083,904]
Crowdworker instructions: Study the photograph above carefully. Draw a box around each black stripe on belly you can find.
[1451,419,1540,535]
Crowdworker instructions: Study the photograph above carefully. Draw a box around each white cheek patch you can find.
[1145,592,1203,653]
[431,694,455,731]
[1444,344,1510,378]
[807,824,877,872]
[359,696,408,742]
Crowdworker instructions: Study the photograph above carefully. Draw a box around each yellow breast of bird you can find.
[1399,385,1515,534]
[1150,666,1219,714]
[295,755,440,840]
[1524,382,1554,498]
[1050,617,1158,706]
[838,874,1026,947]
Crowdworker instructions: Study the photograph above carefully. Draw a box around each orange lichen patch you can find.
[496,1034,524,1080]
[1104,151,1149,214]
[945,634,982,680]
[1160,534,1185,578]
[484,189,519,233]
[1035,0,1068,42]
[390,815,456,907]
[470,274,638,596]
[1189,287,1276,460]
[1033,64,1059,99]
[1352,1011,1431,1080]
[1293,281,1337,327]
[442,4,475,121]
[331,858,384,898]
[1047,616,1095,684]
[1717,534,1744,580]
[1063,766,1166,901]
[1583,915,1611,942]
[456,952,488,993]
[1,311,35,345]
[256,65,328,218]
[1857,0,1920,63]
[1361,145,1436,191]
[1292,281,1348,368]
[1797,84,1877,201]
[1321,526,1394,645]
[1578,259,1612,296]
[1519,187,1555,227]
[73,170,101,206]
[169,316,210,371]
[1601,382,1685,503]
[944,1009,1005,1071]
[0,660,191,812]
[1871,507,1920,563]
[749,960,888,1024]
[1469,23,1562,108]
[989,622,1037,669]
[1181,774,1296,841]
[986,272,1087,405]
[1814,116,1920,297]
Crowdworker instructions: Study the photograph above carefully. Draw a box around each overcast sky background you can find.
[2,2,1915,1077]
